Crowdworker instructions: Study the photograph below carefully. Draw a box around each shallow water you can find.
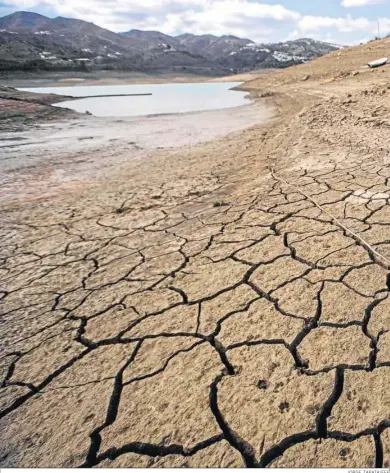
[20,82,250,117]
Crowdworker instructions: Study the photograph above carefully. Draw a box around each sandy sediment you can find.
[0,70,278,89]
[0,71,244,89]
[2,37,390,467]
[0,101,273,202]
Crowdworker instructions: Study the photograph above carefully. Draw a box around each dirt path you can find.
[2,57,390,467]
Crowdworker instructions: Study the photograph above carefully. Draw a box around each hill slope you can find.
[243,35,390,89]
[0,11,340,74]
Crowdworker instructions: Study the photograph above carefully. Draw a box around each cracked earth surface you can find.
[2,62,390,467]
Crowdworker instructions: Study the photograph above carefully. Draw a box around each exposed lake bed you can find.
[5,42,390,469]
[1,82,273,202]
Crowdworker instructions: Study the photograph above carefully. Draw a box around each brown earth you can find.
[2,37,390,468]
[0,72,229,89]
[0,85,76,131]
[0,70,273,89]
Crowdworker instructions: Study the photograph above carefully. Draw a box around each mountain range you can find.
[0,11,341,75]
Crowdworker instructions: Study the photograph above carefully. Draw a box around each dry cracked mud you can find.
[3,49,390,468]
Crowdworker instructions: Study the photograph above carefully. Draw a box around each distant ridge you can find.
[0,11,341,74]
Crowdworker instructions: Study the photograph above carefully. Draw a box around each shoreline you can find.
[0,69,277,89]
[0,74,260,132]
[0,99,274,203]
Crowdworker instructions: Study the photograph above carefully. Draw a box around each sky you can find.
[1,0,390,44]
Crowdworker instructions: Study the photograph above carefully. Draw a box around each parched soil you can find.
[0,86,75,132]
[2,38,390,468]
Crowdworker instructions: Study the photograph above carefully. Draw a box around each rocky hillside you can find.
[0,11,340,74]
[243,34,390,88]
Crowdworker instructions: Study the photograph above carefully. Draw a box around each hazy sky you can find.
[1,0,390,44]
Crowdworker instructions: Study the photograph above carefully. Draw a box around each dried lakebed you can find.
[0,100,273,203]
[2,153,390,468]
[2,73,390,467]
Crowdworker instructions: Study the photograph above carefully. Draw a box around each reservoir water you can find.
[20,82,251,117]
